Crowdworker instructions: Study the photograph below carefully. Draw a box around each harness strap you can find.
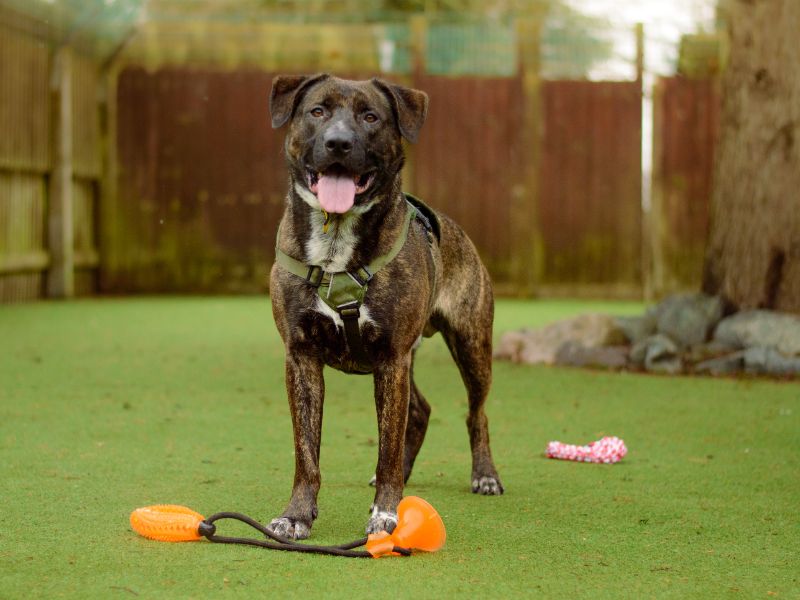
[275,200,425,373]
[337,301,372,371]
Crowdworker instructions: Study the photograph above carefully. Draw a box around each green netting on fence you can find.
[0,0,685,79]
[0,0,144,56]
[426,22,517,76]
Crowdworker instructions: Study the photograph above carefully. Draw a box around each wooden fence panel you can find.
[412,74,527,288]
[108,70,650,297]
[106,67,287,292]
[0,25,101,301]
[0,26,50,301]
[0,27,50,172]
[0,172,47,301]
[538,80,642,295]
[73,178,99,295]
[651,76,719,294]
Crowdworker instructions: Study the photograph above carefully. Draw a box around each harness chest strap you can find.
[274,200,430,373]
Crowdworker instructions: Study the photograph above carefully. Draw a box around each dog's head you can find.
[270,74,428,214]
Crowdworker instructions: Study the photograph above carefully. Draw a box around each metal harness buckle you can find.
[337,300,361,320]
[306,265,324,287]
[348,266,372,287]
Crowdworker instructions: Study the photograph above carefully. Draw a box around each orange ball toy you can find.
[130,504,205,542]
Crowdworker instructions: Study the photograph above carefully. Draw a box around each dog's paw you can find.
[365,506,398,535]
[471,476,504,495]
[367,473,377,487]
[267,517,311,540]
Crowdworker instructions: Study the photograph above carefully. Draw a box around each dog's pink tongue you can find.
[317,175,355,214]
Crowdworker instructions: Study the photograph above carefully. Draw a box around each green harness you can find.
[274,194,437,374]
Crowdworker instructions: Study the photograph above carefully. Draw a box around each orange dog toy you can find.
[130,496,445,559]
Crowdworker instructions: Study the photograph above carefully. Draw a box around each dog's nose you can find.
[324,131,354,155]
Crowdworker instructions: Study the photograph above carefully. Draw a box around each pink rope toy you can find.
[546,436,627,464]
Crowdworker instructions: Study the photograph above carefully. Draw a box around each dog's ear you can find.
[269,73,329,129]
[371,78,429,143]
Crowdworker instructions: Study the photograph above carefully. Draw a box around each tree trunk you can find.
[702,0,800,313]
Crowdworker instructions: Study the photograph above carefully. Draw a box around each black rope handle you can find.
[199,512,411,558]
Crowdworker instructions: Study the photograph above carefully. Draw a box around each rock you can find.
[628,338,648,365]
[494,313,627,365]
[554,341,629,370]
[630,334,683,374]
[493,329,532,363]
[695,351,745,376]
[685,340,739,364]
[694,346,800,377]
[742,347,800,376]
[713,310,800,356]
[615,314,656,344]
[653,293,724,348]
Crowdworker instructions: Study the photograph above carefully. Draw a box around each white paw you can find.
[471,476,504,495]
[266,517,311,540]
[367,473,376,487]
[365,506,398,535]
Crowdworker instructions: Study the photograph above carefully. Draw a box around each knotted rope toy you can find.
[130,496,445,559]
[546,436,627,464]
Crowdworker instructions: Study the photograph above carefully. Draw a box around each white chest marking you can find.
[294,182,322,211]
[295,183,359,272]
[293,182,380,331]
[314,296,378,331]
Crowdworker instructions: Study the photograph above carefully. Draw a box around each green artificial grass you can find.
[1,297,798,598]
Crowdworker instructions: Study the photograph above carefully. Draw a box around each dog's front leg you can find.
[367,353,411,534]
[267,352,324,540]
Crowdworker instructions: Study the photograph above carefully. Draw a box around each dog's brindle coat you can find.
[268,74,503,540]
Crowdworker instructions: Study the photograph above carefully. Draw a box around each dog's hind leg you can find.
[440,324,504,496]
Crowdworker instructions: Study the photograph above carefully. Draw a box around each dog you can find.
[267,74,503,540]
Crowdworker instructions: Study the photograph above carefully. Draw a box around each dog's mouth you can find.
[306,165,376,214]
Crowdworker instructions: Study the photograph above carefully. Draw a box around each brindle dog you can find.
[267,74,503,540]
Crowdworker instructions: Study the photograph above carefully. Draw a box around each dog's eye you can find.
[310,107,325,118]
[364,112,379,124]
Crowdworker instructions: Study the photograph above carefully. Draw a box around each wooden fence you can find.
[538,80,643,297]
[105,68,284,293]
[104,69,647,297]
[0,25,719,302]
[412,74,528,292]
[0,24,101,302]
[650,76,719,295]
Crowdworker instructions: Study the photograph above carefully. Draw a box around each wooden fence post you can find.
[404,15,427,195]
[635,22,654,302]
[47,45,74,298]
[515,14,546,296]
